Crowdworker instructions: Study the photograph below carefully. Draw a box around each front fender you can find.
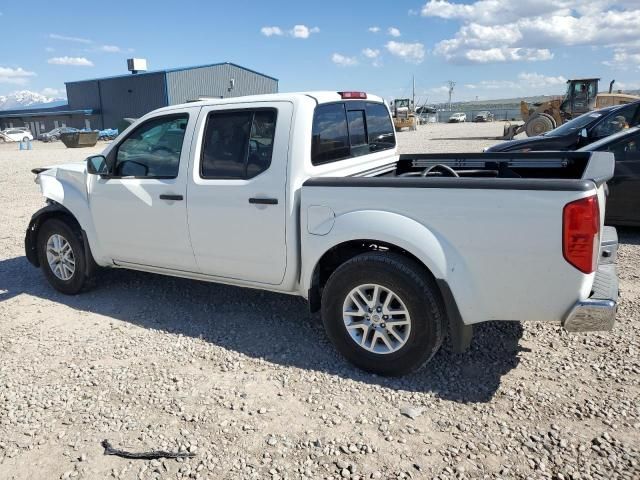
[302,209,485,325]
[35,167,108,265]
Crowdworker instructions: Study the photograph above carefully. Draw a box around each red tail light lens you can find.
[563,195,600,274]
[339,91,367,99]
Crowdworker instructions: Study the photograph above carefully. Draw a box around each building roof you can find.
[65,62,278,85]
[0,108,96,119]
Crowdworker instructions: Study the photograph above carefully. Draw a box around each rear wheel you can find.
[321,252,447,376]
[525,113,556,136]
[36,218,90,294]
[22,136,29,143]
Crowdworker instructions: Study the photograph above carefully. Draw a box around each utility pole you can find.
[412,75,415,111]
[446,80,455,111]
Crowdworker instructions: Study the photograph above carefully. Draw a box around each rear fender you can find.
[302,210,483,325]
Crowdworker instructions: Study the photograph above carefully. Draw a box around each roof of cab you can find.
[154,91,385,113]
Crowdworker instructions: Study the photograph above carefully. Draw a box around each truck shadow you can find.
[0,255,524,403]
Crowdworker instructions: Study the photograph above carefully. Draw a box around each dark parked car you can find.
[473,111,494,122]
[578,126,640,226]
[486,100,640,153]
[39,127,78,142]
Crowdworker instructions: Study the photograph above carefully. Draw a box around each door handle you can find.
[249,197,278,205]
[159,194,183,201]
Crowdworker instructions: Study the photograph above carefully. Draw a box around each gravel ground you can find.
[0,123,638,480]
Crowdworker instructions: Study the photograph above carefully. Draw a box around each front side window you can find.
[200,109,277,179]
[593,105,638,138]
[114,114,188,178]
[311,101,395,166]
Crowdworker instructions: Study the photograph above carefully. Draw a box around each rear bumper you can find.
[563,227,619,332]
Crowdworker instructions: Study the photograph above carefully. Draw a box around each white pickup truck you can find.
[26,91,619,375]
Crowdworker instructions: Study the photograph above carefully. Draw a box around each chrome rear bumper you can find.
[563,227,619,333]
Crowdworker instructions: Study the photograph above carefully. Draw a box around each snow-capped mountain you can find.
[0,90,66,111]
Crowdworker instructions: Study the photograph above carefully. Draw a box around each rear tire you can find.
[525,113,556,137]
[36,218,90,295]
[321,252,447,376]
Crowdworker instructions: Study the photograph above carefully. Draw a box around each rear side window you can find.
[311,101,395,166]
[311,104,350,165]
[201,109,277,179]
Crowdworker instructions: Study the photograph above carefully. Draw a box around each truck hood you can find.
[36,162,88,202]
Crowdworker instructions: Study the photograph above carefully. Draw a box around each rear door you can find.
[187,101,292,285]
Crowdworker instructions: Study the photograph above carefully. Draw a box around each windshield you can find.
[544,108,615,137]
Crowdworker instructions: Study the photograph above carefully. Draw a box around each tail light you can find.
[339,91,367,99]
[563,195,600,274]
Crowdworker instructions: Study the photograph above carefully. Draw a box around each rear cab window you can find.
[311,101,395,166]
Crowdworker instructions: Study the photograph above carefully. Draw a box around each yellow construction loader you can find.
[502,79,639,139]
[392,99,417,131]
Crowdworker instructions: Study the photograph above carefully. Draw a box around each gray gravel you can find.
[0,126,638,479]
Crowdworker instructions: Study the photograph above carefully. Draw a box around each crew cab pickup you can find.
[25,91,619,375]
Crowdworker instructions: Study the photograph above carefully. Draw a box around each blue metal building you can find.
[0,62,278,134]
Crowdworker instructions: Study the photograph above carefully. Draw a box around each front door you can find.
[603,129,640,225]
[187,102,292,285]
[88,109,199,271]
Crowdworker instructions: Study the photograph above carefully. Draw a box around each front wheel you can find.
[321,252,447,376]
[37,218,91,294]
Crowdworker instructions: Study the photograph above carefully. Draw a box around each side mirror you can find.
[86,155,108,175]
[579,128,588,138]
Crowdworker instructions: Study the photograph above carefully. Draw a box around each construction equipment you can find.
[501,79,640,140]
[392,98,417,131]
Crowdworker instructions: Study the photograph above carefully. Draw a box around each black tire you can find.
[321,252,447,376]
[525,113,556,137]
[36,218,90,295]
[22,136,29,143]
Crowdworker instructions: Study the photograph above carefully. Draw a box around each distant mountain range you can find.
[0,90,67,111]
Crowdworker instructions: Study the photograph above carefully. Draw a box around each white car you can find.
[25,91,618,376]
[448,112,467,123]
[0,128,33,143]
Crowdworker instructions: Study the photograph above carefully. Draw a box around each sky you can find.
[1,0,639,104]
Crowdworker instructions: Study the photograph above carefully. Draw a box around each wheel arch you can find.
[25,202,97,277]
[303,210,475,351]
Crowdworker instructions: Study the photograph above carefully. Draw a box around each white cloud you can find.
[462,72,569,95]
[517,72,566,87]
[49,33,92,44]
[362,48,380,59]
[291,25,320,39]
[47,56,94,67]
[603,46,640,70]
[388,27,401,37]
[332,53,358,67]
[99,45,121,53]
[0,66,36,85]
[368,26,381,33]
[462,47,553,63]
[261,26,284,37]
[385,41,426,64]
[41,87,65,97]
[262,25,319,39]
[421,0,640,63]
[362,48,383,67]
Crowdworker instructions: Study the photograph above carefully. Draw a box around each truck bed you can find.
[342,151,612,184]
[301,151,614,327]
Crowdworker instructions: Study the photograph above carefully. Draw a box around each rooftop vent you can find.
[127,58,148,74]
